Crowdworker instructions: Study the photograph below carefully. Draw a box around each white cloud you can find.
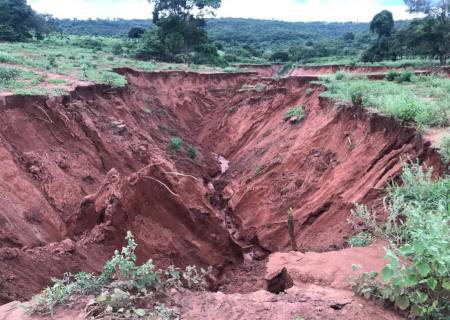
[216,0,416,22]
[29,0,419,22]
[29,0,152,19]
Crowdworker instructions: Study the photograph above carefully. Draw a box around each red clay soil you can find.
[0,69,445,312]
[238,64,283,77]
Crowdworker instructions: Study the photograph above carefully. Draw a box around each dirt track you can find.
[0,68,446,318]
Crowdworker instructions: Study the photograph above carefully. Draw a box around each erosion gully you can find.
[0,68,445,305]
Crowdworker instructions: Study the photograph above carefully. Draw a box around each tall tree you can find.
[145,0,222,63]
[404,0,449,64]
[0,0,53,41]
[370,10,395,37]
[363,10,396,62]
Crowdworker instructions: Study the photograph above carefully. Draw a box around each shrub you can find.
[351,163,450,319]
[31,232,210,318]
[438,134,450,163]
[283,105,305,122]
[0,66,19,82]
[169,137,183,152]
[351,90,363,106]
[348,232,373,247]
[335,71,346,80]
[397,70,412,83]
[386,70,399,81]
[100,72,127,87]
[187,145,198,159]
[112,43,124,56]
[305,88,313,96]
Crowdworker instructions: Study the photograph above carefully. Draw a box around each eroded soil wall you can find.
[0,70,444,303]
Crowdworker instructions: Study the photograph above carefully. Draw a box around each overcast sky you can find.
[29,0,417,22]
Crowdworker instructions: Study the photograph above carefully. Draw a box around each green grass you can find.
[438,134,450,163]
[0,35,239,96]
[321,73,450,128]
[301,56,442,68]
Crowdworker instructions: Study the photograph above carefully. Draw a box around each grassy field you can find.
[321,72,450,128]
[300,56,443,67]
[0,35,237,95]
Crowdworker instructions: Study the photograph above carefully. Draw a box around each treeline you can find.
[1,0,447,66]
[56,18,150,37]
[55,18,417,64]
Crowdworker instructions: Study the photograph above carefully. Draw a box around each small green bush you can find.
[397,70,412,83]
[335,71,346,80]
[386,70,400,82]
[187,145,198,159]
[169,137,183,152]
[0,66,19,82]
[32,232,210,318]
[348,232,373,247]
[438,134,450,163]
[112,43,124,56]
[100,71,127,87]
[283,105,305,122]
[351,90,363,106]
[351,163,450,319]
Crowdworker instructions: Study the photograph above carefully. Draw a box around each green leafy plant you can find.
[31,232,210,319]
[397,70,412,83]
[348,231,373,247]
[351,163,450,318]
[187,145,198,159]
[438,134,450,163]
[168,137,183,152]
[386,70,400,81]
[0,66,19,82]
[283,105,305,122]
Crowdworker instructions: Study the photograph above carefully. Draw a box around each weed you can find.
[31,232,210,319]
[239,84,249,91]
[351,163,450,318]
[142,107,152,114]
[385,70,400,81]
[283,106,305,122]
[347,231,373,247]
[397,70,412,83]
[321,75,450,127]
[168,137,183,152]
[254,83,266,92]
[438,134,450,163]
[228,106,237,114]
[305,87,313,96]
[187,145,198,159]
[47,79,66,84]
[0,66,20,82]
[335,71,346,80]
[100,71,127,87]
